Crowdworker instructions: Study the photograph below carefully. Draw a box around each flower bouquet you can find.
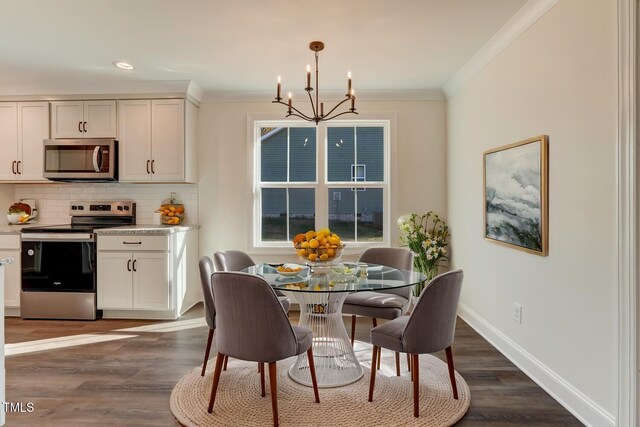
[398,211,450,296]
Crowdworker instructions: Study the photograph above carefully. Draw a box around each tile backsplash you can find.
[14,183,198,225]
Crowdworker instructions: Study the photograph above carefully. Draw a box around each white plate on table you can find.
[276,263,305,277]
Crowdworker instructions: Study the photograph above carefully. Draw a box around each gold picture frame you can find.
[483,135,548,256]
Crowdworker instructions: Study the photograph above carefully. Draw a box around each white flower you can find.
[426,254,433,260]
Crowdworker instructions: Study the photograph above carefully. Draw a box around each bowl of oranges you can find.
[293,228,344,265]
[156,193,185,226]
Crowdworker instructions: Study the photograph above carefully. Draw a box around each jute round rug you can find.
[171,343,470,427]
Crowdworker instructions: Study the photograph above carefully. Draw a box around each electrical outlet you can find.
[513,303,522,324]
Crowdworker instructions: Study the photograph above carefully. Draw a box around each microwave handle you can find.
[92,146,102,172]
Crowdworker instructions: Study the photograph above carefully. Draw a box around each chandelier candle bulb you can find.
[307,65,311,88]
[321,102,324,117]
[277,76,281,100]
[348,71,352,94]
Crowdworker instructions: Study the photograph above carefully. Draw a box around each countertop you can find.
[94,224,200,235]
[0,257,14,266]
[0,223,40,235]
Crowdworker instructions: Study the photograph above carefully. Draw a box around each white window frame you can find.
[248,115,393,254]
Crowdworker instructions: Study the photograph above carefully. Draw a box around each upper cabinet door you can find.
[0,103,18,181]
[84,100,116,138]
[17,102,49,181]
[51,101,84,138]
[118,100,152,182]
[151,99,184,181]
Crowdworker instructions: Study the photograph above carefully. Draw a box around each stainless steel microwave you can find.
[43,139,118,181]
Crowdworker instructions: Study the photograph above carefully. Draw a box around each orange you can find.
[319,254,328,261]
[308,253,318,262]
[327,248,335,257]
[305,230,316,241]
[293,233,305,245]
[309,239,320,249]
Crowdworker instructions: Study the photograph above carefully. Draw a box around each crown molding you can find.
[202,88,444,103]
[0,80,203,104]
[443,0,560,99]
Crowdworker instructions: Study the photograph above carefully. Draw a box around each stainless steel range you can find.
[20,201,135,320]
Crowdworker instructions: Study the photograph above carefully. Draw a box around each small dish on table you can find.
[276,263,305,277]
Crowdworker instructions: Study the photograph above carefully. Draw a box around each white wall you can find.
[198,99,446,262]
[447,0,617,424]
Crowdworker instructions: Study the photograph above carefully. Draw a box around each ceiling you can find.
[0,0,527,97]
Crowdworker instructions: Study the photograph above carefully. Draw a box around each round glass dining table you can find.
[242,263,426,388]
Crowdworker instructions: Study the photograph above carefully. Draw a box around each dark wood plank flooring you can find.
[4,306,583,426]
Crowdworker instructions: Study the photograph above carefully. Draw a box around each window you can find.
[253,120,390,248]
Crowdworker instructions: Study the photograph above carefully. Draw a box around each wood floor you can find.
[4,305,583,426]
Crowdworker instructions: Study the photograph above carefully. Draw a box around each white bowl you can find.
[276,263,305,277]
[7,213,27,224]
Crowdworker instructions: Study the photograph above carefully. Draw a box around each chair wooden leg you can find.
[371,318,380,369]
[207,352,225,413]
[368,345,378,402]
[307,349,320,403]
[412,354,420,418]
[350,315,356,346]
[223,355,228,371]
[201,329,214,376]
[268,362,279,427]
[260,362,266,397]
[407,353,411,372]
[445,346,459,400]
[395,352,400,376]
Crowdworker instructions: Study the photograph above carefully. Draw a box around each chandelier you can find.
[273,41,357,124]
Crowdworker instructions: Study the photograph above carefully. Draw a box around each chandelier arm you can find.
[322,110,359,121]
[322,97,354,118]
[272,100,314,121]
[286,113,314,122]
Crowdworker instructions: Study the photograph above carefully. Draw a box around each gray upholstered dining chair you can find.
[208,272,320,427]
[198,256,216,376]
[368,269,463,418]
[213,250,291,313]
[342,247,413,375]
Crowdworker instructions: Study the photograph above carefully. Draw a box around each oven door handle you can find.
[21,233,95,242]
[92,146,102,172]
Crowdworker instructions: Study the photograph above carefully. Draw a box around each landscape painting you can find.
[483,135,548,256]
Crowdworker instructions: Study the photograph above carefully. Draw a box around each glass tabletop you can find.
[242,263,426,293]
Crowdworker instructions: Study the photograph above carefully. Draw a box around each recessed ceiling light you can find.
[113,61,134,70]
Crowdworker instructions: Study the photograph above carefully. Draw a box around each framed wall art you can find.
[483,135,548,256]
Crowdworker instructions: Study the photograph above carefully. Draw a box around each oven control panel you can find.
[69,201,135,216]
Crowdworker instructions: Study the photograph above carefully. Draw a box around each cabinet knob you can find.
[127,259,132,272]
[151,160,155,174]
[78,121,82,133]
[132,259,137,272]
[146,160,150,174]
[16,161,21,175]
[83,121,87,133]
[11,161,16,175]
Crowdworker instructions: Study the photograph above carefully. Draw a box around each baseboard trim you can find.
[458,303,615,427]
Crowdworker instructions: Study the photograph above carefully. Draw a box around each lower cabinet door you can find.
[0,250,20,308]
[97,252,133,309]
[133,252,170,310]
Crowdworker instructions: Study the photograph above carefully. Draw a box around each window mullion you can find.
[316,124,328,230]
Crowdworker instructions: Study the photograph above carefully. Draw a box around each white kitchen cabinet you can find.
[51,100,116,138]
[118,99,197,183]
[98,251,169,311]
[0,102,49,182]
[132,252,170,310]
[0,235,21,312]
[97,229,199,320]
